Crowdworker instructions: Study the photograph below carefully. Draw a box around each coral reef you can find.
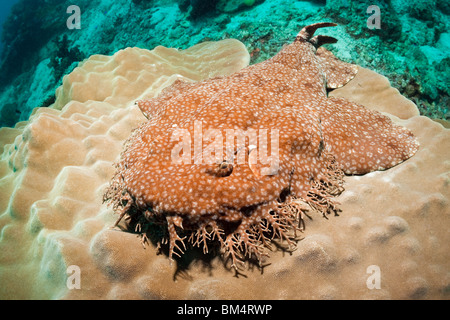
[48,35,86,86]
[0,0,67,86]
[0,33,448,299]
[0,0,450,126]
[0,0,448,127]
[321,0,449,120]
[0,39,250,299]
[0,0,448,299]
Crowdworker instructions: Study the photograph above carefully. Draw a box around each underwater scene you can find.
[0,0,448,301]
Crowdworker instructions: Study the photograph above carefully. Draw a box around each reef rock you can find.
[0,36,448,300]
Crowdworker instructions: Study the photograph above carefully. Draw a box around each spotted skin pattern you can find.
[104,23,419,269]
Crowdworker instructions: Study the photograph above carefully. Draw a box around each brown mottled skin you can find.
[104,23,419,268]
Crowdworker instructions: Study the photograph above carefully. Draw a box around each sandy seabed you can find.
[0,39,448,300]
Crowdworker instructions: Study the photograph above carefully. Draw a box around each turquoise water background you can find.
[0,0,20,54]
[0,0,448,127]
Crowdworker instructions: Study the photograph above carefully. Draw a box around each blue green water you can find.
[0,0,448,127]
[0,0,20,55]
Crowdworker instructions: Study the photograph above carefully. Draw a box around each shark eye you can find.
[217,161,233,177]
[219,162,228,170]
